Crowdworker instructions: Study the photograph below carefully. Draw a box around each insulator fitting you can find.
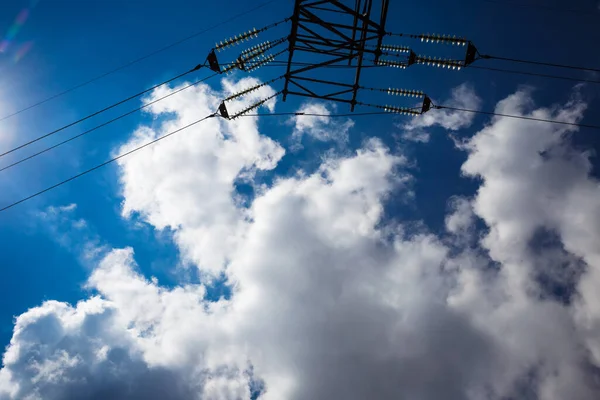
[418,33,467,46]
[376,59,407,69]
[464,42,478,66]
[247,54,275,72]
[224,78,279,102]
[238,37,288,68]
[230,91,282,119]
[221,63,237,74]
[215,28,259,51]
[415,55,464,70]
[384,105,421,115]
[218,102,230,119]
[380,44,411,53]
[386,88,425,97]
[241,37,287,58]
[358,101,430,116]
[224,82,266,102]
[241,40,271,58]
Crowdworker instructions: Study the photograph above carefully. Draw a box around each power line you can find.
[245,111,391,117]
[261,105,600,130]
[0,73,220,173]
[467,65,600,85]
[0,0,278,123]
[478,54,600,74]
[0,113,217,213]
[0,59,386,171]
[477,0,600,16]
[0,109,395,213]
[383,30,600,74]
[0,17,298,160]
[4,100,599,213]
[267,61,385,69]
[0,67,200,159]
[434,105,600,130]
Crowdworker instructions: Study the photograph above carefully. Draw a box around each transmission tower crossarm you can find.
[294,35,381,54]
[292,75,355,88]
[285,90,355,104]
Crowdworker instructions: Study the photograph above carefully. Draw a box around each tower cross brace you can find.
[282,0,390,111]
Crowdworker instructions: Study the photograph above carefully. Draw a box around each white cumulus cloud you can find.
[117,76,284,276]
[290,102,354,150]
[2,80,600,400]
[401,83,482,142]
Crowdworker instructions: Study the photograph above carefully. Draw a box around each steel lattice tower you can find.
[282,0,390,111]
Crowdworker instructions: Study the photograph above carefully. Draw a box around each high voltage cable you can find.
[374,45,600,83]
[0,67,201,159]
[0,73,220,173]
[0,113,217,213]
[2,56,593,174]
[467,65,600,85]
[258,104,600,130]
[2,103,599,213]
[0,0,279,123]
[478,54,600,74]
[384,30,600,74]
[267,61,384,69]
[433,105,600,130]
[0,48,293,159]
[2,73,281,172]
[244,111,392,117]
[0,110,393,213]
[256,107,600,130]
[477,0,599,15]
[0,60,384,171]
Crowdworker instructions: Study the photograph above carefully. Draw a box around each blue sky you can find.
[1,1,600,399]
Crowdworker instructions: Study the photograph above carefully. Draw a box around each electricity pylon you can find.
[207,0,481,119]
[281,0,390,111]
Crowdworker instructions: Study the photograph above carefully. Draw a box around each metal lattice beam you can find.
[282,0,390,111]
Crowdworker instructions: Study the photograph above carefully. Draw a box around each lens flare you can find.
[0,10,29,53]
[0,1,39,56]
[13,41,33,63]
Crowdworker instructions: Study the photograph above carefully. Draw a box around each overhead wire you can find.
[433,105,600,130]
[5,6,599,211]
[1,74,290,172]
[368,43,600,84]
[467,65,600,85]
[476,0,600,15]
[0,19,292,159]
[0,73,220,173]
[0,108,396,213]
[0,0,280,123]
[3,98,600,213]
[6,53,596,177]
[0,59,388,171]
[477,54,600,74]
[244,111,391,117]
[0,66,201,159]
[0,113,218,213]
[375,43,600,84]
[384,30,600,74]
